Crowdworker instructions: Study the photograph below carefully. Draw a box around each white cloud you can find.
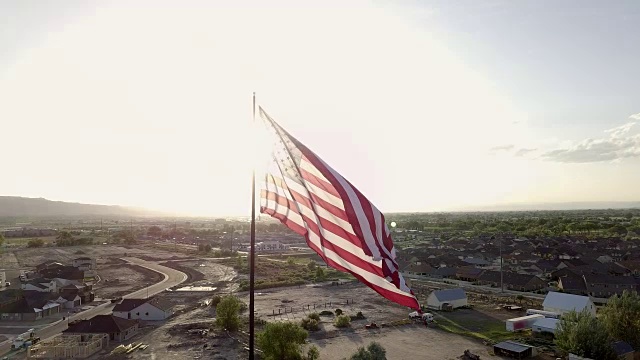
[542,122,640,163]
[630,113,640,121]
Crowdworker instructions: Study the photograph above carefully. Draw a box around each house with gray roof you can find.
[426,288,467,310]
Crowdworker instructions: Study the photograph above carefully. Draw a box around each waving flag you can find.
[258,107,420,310]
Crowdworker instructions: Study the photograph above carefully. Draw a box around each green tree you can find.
[0,233,4,246]
[600,290,640,349]
[555,310,616,360]
[56,230,73,241]
[287,257,296,265]
[257,322,308,360]
[349,342,387,360]
[215,295,242,331]
[315,267,325,281]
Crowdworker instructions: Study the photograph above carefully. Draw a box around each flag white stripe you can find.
[316,157,383,261]
[264,199,411,298]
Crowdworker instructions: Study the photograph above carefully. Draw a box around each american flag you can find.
[258,107,420,310]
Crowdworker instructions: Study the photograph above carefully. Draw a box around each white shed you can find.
[542,291,596,317]
[426,288,467,310]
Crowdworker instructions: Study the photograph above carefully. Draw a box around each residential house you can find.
[456,267,484,282]
[597,255,614,263]
[462,257,491,268]
[35,261,65,274]
[557,275,588,296]
[21,278,57,293]
[60,284,94,304]
[113,297,174,321]
[542,291,596,317]
[478,271,546,292]
[619,260,640,277]
[402,263,434,277]
[55,293,82,309]
[0,292,61,321]
[426,288,468,310]
[430,267,457,279]
[39,266,86,284]
[583,274,638,300]
[64,315,138,342]
[72,257,97,271]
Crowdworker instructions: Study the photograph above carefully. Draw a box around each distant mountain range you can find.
[454,201,640,212]
[0,196,165,218]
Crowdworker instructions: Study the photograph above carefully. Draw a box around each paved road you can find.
[0,258,187,358]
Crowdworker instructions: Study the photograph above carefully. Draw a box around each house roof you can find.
[543,291,592,312]
[433,267,458,277]
[65,315,137,334]
[479,270,544,287]
[113,296,173,312]
[456,266,484,278]
[558,275,587,291]
[494,341,531,354]
[462,257,490,266]
[403,262,434,273]
[612,341,634,355]
[430,288,466,302]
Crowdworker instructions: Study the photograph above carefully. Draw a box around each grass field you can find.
[435,309,520,343]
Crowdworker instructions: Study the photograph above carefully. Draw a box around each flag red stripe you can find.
[300,152,375,259]
[261,189,377,256]
[265,176,350,224]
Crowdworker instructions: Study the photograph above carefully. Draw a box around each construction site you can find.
[27,334,106,359]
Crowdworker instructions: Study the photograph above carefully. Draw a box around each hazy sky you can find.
[1,0,639,216]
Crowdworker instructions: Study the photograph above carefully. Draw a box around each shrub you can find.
[334,314,351,328]
[301,317,320,331]
[308,312,320,321]
[307,345,320,360]
[319,310,333,316]
[350,311,365,321]
[215,295,242,331]
[335,308,343,316]
[257,322,308,360]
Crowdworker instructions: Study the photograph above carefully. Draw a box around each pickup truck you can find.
[409,311,434,322]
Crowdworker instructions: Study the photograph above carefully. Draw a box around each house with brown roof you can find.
[64,315,138,343]
[477,271,546,292]
[583,274,638,301]
[113,296,174,321]
[456,267,484,282]
[402,262,434,277]
[0,292,61,321]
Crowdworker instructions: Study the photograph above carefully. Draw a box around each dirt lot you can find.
[93,262,163,299]
[11,245,191,269]
[101,302,243,360]
[310,324,503,360]
[160,259,236,288]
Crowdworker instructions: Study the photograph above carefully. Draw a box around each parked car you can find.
[5,281,10,287]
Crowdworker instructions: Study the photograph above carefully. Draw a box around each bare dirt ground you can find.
[98,302,244,360]
[160,259,237,291]
[11,245,186,269]
[310,325,501,360]
[93,262,163,299]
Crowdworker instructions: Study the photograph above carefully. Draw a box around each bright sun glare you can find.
[0,0,547,216]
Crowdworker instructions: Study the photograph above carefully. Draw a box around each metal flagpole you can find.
[249,92,256,360]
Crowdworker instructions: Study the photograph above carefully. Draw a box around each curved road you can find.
[0,258,187,358]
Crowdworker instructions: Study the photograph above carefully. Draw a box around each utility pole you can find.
[500,236,504,293]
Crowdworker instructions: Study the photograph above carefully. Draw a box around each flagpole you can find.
[249,92,256,360]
